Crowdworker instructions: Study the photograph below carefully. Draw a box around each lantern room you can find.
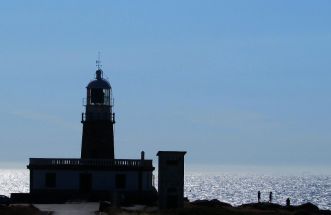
[86,69,112,106]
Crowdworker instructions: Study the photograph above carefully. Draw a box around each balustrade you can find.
[29,158,152,168]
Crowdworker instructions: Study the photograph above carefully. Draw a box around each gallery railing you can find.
[29,158,153,168]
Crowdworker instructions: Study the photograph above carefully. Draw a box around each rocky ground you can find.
[0,204,46,215]
[103,200,331,215]
[1,199,331,215]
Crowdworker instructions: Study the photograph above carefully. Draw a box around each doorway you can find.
[79,173,92,193]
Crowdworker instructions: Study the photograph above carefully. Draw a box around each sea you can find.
[0,167,330,210]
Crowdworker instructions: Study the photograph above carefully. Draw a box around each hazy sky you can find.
[0,1,330,168]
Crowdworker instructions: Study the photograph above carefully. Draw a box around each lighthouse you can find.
[24,60,161,204]
[81,68,115,159]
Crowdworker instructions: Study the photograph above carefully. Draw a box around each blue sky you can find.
[0,1,330,168]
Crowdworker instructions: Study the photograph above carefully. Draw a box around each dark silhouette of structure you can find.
[25,66,156,203]
[9,60,186,206]
[258,191,261,203]
[157,151,186,209]
[269,192,273,203]
[81,69,115,159]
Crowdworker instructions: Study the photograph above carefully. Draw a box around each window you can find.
[91,88,104,104]
[115,174,126,189]
[45,172,56,188]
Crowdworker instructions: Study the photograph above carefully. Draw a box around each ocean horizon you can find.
[0,165,330,210]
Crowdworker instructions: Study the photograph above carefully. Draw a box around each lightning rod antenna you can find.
[96,51,102,70]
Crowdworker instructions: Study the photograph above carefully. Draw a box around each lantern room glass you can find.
[88,88,111,106]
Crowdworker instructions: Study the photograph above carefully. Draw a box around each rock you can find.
[191,199,232,207]
[239,202,283,210]
[294,211,315,215]
[296,202,320,212]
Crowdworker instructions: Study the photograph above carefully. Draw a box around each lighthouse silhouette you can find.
[21,59,184,206]
[81,68,115,159]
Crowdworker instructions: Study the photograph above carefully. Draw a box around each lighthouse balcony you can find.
[28,158,154,171]
[81,112,115,122]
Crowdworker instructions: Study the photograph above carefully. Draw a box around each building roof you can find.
[87,79,111,89]
[87,69,111,89]
[157,151,187,156]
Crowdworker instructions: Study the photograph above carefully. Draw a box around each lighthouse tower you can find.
[81,68,115,159]
[25,60,157,204]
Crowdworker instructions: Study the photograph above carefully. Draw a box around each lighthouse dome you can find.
[87,69,111,89]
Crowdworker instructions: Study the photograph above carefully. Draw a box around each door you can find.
[80,173,92,193]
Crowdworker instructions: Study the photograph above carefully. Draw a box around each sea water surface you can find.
[0,168,330,210]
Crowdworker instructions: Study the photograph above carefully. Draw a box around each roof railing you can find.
[29,158,153,168]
